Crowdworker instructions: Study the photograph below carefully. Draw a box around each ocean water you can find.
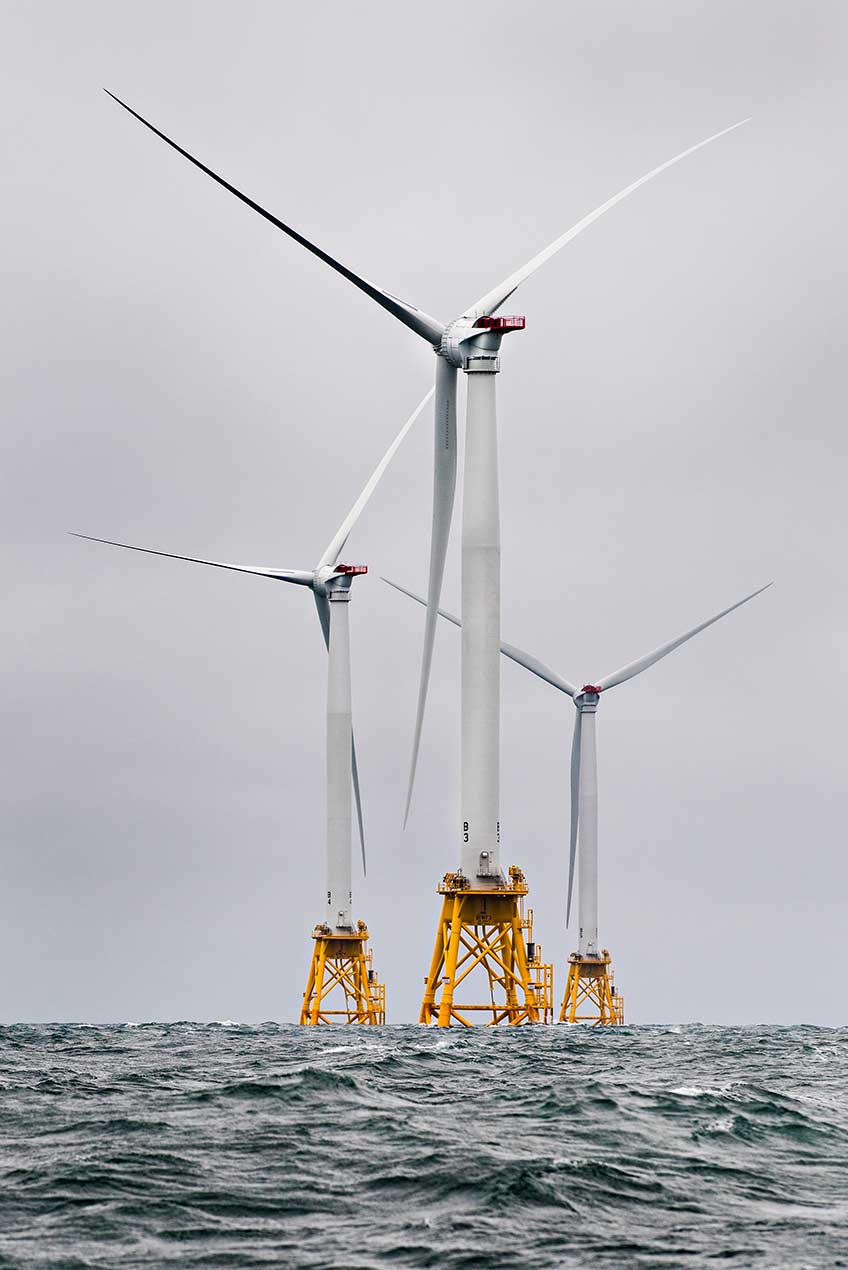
[1,1024,846,1269]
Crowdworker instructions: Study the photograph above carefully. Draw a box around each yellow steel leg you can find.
[437,893,465,1028]
[501,921,518,1022]
[299,947,319,1026]
[419,895,450,1024]
[560,960,579,1024]
[511,912,539,1025]
[309,939,329,1025]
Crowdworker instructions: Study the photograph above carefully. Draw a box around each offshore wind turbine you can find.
[104,92,749,1025]
[384,577,771,1024]
[75,388,433,1025]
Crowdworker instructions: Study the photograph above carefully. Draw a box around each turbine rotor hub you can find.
[439,318,477,368]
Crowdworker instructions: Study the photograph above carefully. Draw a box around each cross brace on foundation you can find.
[420,866,553,1027]
[559,949,624,1025]
[300,922,386,1025]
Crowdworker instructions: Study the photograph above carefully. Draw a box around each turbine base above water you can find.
[559,949,624,1025]
[300,923,385,1026]
[419,866,553,1027]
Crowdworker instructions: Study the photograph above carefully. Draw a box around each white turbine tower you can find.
[75,389,433,1024]
[384,577,771,1024]
[104,93,749,1024]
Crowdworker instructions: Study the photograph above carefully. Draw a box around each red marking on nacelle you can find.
[473,315,526,332]
[335,564,368,575]
[582,684,602,695]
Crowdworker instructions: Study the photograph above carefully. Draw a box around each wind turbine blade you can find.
[596,582,773,692]
[402,360,458,826]
[567,708,581,928]
[498,641,578,700]
[351,732,366,876]
[383,576,460,623]
[462,119,751,321]
[383,577,578,698]
[316,387,435,570]
[314,591,331,648]
[105,91,446,348]
[70,533,313,585]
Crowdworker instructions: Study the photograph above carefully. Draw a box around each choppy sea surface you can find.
[1,1024,846,1269]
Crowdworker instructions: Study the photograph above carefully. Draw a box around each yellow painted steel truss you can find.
[559,949,625,1025]
[300,922,386,1025]
[420,866,554,1027]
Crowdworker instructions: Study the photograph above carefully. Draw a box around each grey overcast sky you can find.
[2,0,846,1024]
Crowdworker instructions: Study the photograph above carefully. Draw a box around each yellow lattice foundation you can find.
[300,921,386,1025]
[559,949,625,1025]
[420,866,553,1027]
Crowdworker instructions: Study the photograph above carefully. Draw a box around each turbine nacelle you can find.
[439,315,526,368]
[314,563,368,595]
